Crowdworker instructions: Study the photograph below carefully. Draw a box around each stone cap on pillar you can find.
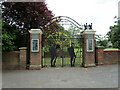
[19,47,27,50]
[29,29,42,34]
[83,29,96,34]
[95,46,105,49]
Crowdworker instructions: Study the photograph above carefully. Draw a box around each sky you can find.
[46,0,119,35]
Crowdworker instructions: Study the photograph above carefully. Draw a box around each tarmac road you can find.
[2,65,118,88]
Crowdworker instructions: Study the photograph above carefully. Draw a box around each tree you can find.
[2,23,24,51]
[95,34,109,48]
[2,2,60,47]
[2,2,54,31]
[107,17,120,49]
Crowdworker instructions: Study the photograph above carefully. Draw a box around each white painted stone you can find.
[83,29,96,34]
[19,47,27,50]
[29,29,42,34]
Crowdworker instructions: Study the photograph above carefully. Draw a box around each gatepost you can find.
[29,29,42,70]
[82,29,96,67]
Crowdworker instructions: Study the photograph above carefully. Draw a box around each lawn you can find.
[42,56,83,67]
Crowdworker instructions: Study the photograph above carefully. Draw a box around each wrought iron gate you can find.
[42,16,84,68]
[42,37,83,67]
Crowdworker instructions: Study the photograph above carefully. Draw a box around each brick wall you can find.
[103,49,120,65]
[95,48,120,65]
[2,51,20,70]
[2,49,119,70]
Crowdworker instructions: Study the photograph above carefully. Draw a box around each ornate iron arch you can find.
[42,16,84,68]
[45,16,83,30]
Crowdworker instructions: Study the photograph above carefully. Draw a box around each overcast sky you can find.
[46,0,119,35]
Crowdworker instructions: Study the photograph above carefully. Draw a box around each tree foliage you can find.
[2,2,61,50]
[95,34,109,48]
[2,23,24,52]
[107,17,120,49]
[2,2,55,33]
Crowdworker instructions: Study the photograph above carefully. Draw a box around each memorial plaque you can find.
[87,39,93,52]
[32,39,39,52]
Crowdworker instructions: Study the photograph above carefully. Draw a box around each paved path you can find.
[2,65,118,88]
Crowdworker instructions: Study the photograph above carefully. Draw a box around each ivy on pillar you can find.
[82,29,96,67]
[29,29,42,70]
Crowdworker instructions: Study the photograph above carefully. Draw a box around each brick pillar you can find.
[95,46,104,65]
[82,29,96,67]
[118,50,120,64]
[19,47,27,69]
[29,29,42,70]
